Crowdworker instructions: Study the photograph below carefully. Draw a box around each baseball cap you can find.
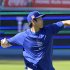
[27,11,46,24]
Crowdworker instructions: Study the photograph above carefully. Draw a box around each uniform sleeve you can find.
[7,32,24,46]
[48,21,64,35]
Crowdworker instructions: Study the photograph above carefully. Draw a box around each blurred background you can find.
[0,0,70,70]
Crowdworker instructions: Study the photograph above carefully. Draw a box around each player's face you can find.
[36,17,43,28]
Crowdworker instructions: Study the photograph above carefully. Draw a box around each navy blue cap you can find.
[27,11,46,24]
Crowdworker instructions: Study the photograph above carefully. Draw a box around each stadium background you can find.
[0,0,70,70]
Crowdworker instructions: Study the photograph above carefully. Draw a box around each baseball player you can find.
[1,11,70,70]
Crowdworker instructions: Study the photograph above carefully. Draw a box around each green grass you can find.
[0,60,24,70]
[0,60,70,70]
[53,60,70,70]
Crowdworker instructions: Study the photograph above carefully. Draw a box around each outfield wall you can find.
[0,48,70,60]
[0,11,70,60]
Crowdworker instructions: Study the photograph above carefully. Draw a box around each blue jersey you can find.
[7,22,64,70]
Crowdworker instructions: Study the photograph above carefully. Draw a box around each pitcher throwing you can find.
[1,11,70,70]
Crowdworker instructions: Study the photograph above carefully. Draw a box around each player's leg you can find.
[24,59,41,70]
[25,66,41,70]
[37,59,55,70]
[25,66,33,70]
[23,58,35,70]
[23,57,42,70]
[25,66,32,70]
[25,63,37,70]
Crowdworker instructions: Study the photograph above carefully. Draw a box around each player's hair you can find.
[29,23,32,28]
[29,18,37,28]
